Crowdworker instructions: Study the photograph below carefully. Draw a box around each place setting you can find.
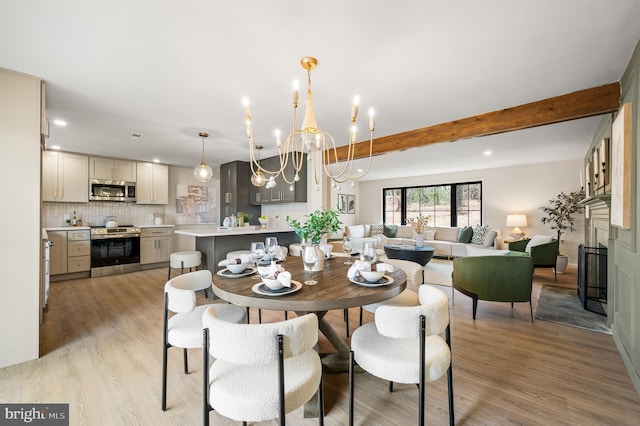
[346,244,396,287]
[216,253,256,278]
[252,260,301,296]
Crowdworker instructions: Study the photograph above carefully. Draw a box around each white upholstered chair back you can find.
[202,307,318,365]
[375,284,449,339]
[164,270,212,313]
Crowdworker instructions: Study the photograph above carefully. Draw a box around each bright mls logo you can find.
[1,404,68,425]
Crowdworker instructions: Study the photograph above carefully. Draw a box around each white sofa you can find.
[344,224,501,258]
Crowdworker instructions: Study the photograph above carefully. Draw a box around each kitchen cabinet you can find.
[136,162,168,204]
[42,151,89,202]
[49,229,90,275]
[90,157,137,181]
[249,155,307,205]
[140,227,173,265]
[220,161,261,225]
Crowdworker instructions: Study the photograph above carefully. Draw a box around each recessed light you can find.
[131,132,143,140]
[53,119,67,126]
[153,158,160,163]
[484,150,492,156]
[50,145,61,150]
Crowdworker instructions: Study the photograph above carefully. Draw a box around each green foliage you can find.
[540,189,585,241]
[285,209,342,245]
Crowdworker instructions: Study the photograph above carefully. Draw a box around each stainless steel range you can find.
[90,226,141,277]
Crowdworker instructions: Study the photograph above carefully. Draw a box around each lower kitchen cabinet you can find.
[50,229,91,277]
[140,227,173,265]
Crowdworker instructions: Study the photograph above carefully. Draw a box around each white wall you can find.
[358,159,585,265]
[0,69,41,367]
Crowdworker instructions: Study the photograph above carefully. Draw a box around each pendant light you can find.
[250,145,267,187]
[193,132,213,182]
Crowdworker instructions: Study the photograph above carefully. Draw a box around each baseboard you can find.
[612,323,640,397]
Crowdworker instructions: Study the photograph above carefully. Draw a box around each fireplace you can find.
[578,243,607,315]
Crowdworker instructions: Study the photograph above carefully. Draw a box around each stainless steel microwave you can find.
[89,179,136,202]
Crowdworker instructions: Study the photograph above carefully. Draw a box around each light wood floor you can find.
[1,265,639,425]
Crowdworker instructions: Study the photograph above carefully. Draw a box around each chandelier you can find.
[243,56,375,191]
[193,132,213,182]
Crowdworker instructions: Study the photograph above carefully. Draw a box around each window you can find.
[383,181,482,227]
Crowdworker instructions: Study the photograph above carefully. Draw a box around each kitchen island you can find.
[174,226,299,273]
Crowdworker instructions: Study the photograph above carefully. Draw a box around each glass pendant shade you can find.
[193,132,213,182]
[251,170,266,187]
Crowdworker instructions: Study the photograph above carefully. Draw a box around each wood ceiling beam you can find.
[328,82,620,162]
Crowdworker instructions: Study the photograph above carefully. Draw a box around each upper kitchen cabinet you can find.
[249,155,307,205]
[220,161,261,224]
[42,151,89,202]
[136,162,168,204]
[90,157,136,181]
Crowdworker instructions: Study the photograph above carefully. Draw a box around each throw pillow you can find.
[370,224,384,236]
[483,230,498,247]
[435,227,460,242]
[383,224,397,238]
[471,225,489,245]
[423,230,436,240]
[525,235,553,253]
[348,225,365,239]
[458,226,473,243]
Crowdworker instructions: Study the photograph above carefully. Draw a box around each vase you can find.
[415,233,424,247]
[556,254,569,273]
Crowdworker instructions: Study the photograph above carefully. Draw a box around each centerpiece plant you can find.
[285,209,342,245]
[406,213,431,247]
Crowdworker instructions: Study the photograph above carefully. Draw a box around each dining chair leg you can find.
[344,309,349,337]
[358,307,363,326]
[389,381,394,392]
[318,374,324,425]
[183,348,188,374]
[258,308,262,324]
[348,351,355,426]
[446,324,454,426]
[245,307,250,323]
[529,301,534,322]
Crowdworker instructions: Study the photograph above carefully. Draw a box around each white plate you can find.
[216,267,257,278]
[349,274,395,287]
[252,280,302,296]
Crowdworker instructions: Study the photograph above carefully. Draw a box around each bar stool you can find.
[167,251,202,281]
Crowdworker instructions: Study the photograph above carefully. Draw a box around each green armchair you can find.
[452,255,534,321]
[508,238,560,280]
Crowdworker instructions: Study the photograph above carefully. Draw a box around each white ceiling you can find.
[2,1,639,181]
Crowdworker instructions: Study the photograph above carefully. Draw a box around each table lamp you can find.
[506,214,527,240]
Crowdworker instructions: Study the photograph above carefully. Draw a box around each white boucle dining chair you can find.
[162,270,246,411]
[202,307,323,426]
[349,285,454,426]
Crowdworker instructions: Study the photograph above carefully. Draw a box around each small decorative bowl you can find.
[359,270,384,282]
[226,263,249,274]
[262,276,284,290]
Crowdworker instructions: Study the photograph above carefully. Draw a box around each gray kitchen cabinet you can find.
[90,157,137,181]
[249,155,307,205]
[220,161,261,225]
[140,227,173,265]
[136,162,168,204]
[42,151,89,202]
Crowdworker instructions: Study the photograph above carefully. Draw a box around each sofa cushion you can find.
[436,227,460,243]
[471,225,489,245]
[371,224,384,236]
[383,224,397,238]
[395,225,413,238]
[525,235,553,253]
[423,230,436,240]
[483,230,498,247]
[458,226,473,243]
[348,225,365,239]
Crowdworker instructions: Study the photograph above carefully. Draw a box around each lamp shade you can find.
[506,214,528,227]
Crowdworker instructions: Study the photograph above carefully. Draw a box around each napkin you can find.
[258,261,292,287]
[347,260,395,279]
[218,253,253,266]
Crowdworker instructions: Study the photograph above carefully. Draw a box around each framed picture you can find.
[347,195,356,214]
[337,193,347,213]
[611,103,632,229]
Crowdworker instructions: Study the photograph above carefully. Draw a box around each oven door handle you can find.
[91,234,140,240]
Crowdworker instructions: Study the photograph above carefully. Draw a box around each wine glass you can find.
[265,236,279,261]
[301,245,319,285]
[362,241,377,263]
[342,236,353,265]
[250,241,265,279]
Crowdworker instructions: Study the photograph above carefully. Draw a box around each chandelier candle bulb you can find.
[369,108,375,131]
[351,95,359,122]
[293,80,299,105]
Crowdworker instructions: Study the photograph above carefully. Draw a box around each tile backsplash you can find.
[42,202,165,228]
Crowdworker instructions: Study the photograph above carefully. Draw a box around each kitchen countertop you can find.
[175,227,294,237]
[45,226,91,231]
[134,224,175,228]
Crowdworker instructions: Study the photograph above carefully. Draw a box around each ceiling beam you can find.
[328,82,620,162]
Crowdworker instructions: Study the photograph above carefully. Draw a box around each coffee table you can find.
[384,244,435,266]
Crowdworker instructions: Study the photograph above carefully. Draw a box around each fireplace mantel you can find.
[580,194,611,210]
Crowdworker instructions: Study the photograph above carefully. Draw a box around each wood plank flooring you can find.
[1,266,639,425]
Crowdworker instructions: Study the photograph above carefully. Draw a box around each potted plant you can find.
[539,189,585,272]
[407,213,431,247]
[285,209,342,271]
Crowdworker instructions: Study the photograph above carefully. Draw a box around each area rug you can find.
[424,258,453,287]
[535,286,610,334]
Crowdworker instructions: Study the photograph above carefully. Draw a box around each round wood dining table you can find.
[212,257,406,418]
